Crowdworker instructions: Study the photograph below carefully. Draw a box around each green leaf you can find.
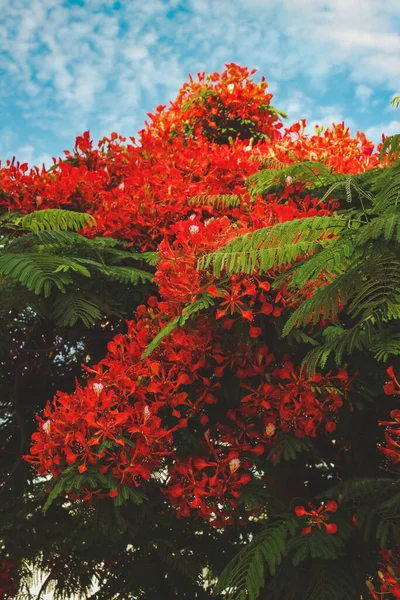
[19,209,95,233]
[216,520,298,599]
[142,294,215,358]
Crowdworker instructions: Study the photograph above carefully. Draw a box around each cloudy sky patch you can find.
[0,0,399,166]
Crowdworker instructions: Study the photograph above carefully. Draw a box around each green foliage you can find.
[215,519,360,600]
[266,434,313,465]
[184,137,400,600]
[288,529,345,565]
[216,520,298,600]
[262,105,288,120]
[0,209,161,600]
[317,475,400,556]
[148,539,199,580]
[246,160,336,197]
[3,208,95,233]
[379,134,400,161]
[43,466,147,514]
[391,95,400,109]
[190,194,245,209]
[357,485,400,549]
[325,476,395,503]
[0,209,154,331]
[198,214,343,277]
[237,482,271,512]
[304,561,357,600]
[200,159,400,373]
[52,294,103,327]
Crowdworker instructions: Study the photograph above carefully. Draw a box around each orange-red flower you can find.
[384,367,400,396]
[295,501,338,535]
[367,549,400,599]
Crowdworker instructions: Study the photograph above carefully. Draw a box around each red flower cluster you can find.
[278,119,379,173]
[0,65,380,246]
[379,367,400,470]
[20,65,378,524]
[367,550,400,599]
[145,63,283,144]
[26,286,351,520]
[295,501,338,535]
[239,363,350,439]
[26,300,178,495]
[384,366,400,397]
[167,442,252,527]
[366,369,400,598]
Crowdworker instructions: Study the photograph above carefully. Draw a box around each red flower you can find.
[249,325,262,338]
[295,506,307,517]
[384,367,400,396]
[295,501,338,534]
[367,549,400,599]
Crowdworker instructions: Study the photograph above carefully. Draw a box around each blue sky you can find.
[1,0,400,167]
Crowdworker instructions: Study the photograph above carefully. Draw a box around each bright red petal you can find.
[295,506,307,516]
[325,523,338,534]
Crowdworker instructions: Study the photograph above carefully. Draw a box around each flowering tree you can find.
[0,64,398,599]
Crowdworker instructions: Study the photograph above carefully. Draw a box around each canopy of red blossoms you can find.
[4,63,385,527]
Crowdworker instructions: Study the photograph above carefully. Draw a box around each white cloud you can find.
[278,90,312,123]
[278,91,355,136]
[329,30,400,53]
[1,0,400,161]
[366,120,400,144]
[308,111,355,133]
[0,127,55,168]
[355,85,373,106]
[14,144,35,164]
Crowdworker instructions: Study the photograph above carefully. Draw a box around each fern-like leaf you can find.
[16,209,95,233]
[305,561,357,600]
[215,520,297,600]
[190,194,244,209]
[198,215,344,277]
[0,253,75,296]
[53,294,103,327]
[266,434,313,465]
